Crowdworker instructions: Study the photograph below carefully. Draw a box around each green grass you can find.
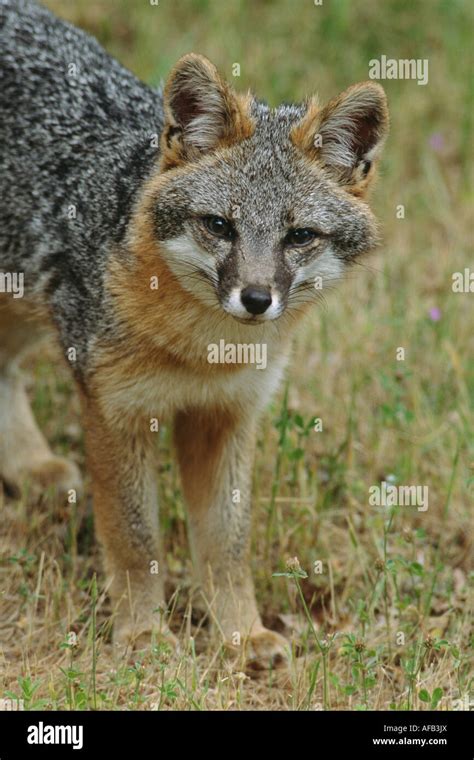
[0,0,472,711]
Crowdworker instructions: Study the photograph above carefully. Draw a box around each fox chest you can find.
[100,355,288,422]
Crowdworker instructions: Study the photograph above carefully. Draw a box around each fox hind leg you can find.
[0,297,81,500]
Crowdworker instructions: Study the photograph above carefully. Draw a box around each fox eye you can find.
[203,215,235,241]
[285,228,317,247]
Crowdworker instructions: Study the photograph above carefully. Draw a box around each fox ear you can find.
[292,82,389,195]
[161,53,254,169]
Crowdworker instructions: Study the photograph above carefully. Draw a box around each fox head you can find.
[149,54,389,324]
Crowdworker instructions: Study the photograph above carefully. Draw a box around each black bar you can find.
[0,710,470,757]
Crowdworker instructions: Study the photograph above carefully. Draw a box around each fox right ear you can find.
[160,53,254,170]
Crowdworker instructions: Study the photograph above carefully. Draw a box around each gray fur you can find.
[0,0,163,371]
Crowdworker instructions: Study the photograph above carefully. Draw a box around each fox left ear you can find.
[160,53,254,170]
[292,82,389,195]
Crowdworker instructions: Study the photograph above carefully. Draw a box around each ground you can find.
[0,0,472,710]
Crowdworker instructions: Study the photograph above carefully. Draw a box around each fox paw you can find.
[227,629,290,672]
[2,456,82,501]
[113,621,179,654]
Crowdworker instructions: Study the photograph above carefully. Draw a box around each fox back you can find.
[0,0,163,362]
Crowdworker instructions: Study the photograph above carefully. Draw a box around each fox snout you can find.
[240,286,272,315]
[222,283,282,323]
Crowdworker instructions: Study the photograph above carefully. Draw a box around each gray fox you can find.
[0,0,388,668]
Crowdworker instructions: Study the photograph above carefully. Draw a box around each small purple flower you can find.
[429,307,441,321]
[429,133,444,152]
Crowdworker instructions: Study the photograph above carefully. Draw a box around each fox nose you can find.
[240,286,272,315]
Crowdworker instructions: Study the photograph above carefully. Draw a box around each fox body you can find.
[0,0,388,667]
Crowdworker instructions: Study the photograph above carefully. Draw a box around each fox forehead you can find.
[154,104,370,236]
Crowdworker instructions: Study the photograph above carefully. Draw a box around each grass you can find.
[0,0,472,711]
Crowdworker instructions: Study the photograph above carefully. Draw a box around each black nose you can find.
[240,286,272,315]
